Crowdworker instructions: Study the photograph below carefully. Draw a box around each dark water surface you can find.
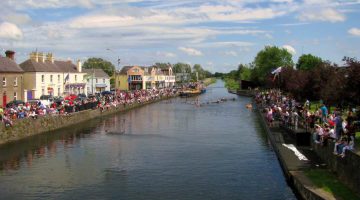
[0,80,296,199]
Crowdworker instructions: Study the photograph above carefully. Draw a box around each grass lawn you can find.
[309,101,336,113]
[305,169,360,200]
[356,132,360,150]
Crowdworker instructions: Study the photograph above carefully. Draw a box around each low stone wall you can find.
[0,97,170,145]
[236,90,255,97]
[312,141,360,193]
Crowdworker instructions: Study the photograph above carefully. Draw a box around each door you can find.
[3,92,7,107]
[27,90,33,100]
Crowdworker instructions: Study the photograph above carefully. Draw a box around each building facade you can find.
[115,65,175,91]
[83,68,110,94]
[20,52,87,99]
[0,51,24,107]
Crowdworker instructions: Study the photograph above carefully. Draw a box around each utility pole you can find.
[106,48,120,90]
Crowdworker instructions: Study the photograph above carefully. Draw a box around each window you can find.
[13,92,17,100]
[75,75,77,82]
[50,75,53,82]
[118,81,120,86]
[96,78,98,83]
[58,88,61,96]
[14,77,18,86]
[58,75,60,83]
[133,68,139,73]
[103,79,105,83]
[2,77,6,86]
[41,75,45,83]
[42,88,45,95]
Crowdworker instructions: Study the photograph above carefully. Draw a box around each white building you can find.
[20,52,87,99]
[83,68,110,94]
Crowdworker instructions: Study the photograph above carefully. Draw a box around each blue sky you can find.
[0,0,359,72]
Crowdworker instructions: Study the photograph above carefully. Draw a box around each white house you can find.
[83,68,110,94]
[20,52,87,99]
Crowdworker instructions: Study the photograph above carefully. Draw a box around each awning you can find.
[65,83,86,89]
[95,83,107,88]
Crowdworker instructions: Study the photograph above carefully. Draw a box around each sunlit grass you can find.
[305,169,360,200]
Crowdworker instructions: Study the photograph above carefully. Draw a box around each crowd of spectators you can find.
[0,88,178,128]
[255,89,359,158]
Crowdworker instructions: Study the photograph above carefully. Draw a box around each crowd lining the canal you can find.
[0,88,177,127]
[252,89,360,199]
[255,89,359,158]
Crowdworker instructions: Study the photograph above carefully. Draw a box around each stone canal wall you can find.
[312,141,360,193]
[0,97,170,145]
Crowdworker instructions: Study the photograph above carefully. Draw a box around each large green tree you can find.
[296,54,323,70]
[154,62,171,69]
[252,46,294,85]
[238,64,252,81]
[173,62,192,73]
[83,57,115,77]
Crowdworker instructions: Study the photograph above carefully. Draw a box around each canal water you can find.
[0,80,296,199]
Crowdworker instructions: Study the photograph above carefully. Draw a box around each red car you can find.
[65,94,78,101]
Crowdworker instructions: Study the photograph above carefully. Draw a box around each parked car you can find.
[53,96,64,104]
[65,94,77,101]
[40,95,54,106]
[27,99,40,105]
[101,91,112,96]
[6,100,25,108]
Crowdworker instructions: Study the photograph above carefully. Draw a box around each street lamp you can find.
[106,48,120,70]
[106,48,121,90]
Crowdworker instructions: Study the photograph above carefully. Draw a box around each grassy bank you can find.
[203,77,216,86]
[223,78,240,91]
[305,169,360,200]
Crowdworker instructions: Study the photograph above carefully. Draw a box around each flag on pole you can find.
[64,73,69,82]
[271,67,282,74]
[271,67,282,82]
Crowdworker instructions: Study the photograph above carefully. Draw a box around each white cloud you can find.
[156,51,176,58]
[195,41,254,48]
[0,22,23,40]
[348,28,360,36]
[178,47,203,56]
[225,51,238,56]
[282,45,296,55]
[298,8,345,22]
[1,13,31,25]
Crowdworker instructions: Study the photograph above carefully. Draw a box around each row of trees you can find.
[220,46,360,106]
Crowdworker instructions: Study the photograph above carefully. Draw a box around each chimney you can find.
[77,60,82,72]
[5,50,15,60]
[30,52,39,62]
[46,53,54,63]
[38,52,45,63]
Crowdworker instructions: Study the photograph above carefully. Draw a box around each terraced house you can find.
[0,51,24,107]
[19,52,87,99]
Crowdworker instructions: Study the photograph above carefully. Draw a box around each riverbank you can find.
[245,91,360,199]
[0,96,174,146]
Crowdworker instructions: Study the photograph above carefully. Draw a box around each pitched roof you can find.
[0,57,24,73]
[54,60,78,73]
[83,68,109,78]
[19,59,80,73]
[20,59,61,72]
[119,66,133,75]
